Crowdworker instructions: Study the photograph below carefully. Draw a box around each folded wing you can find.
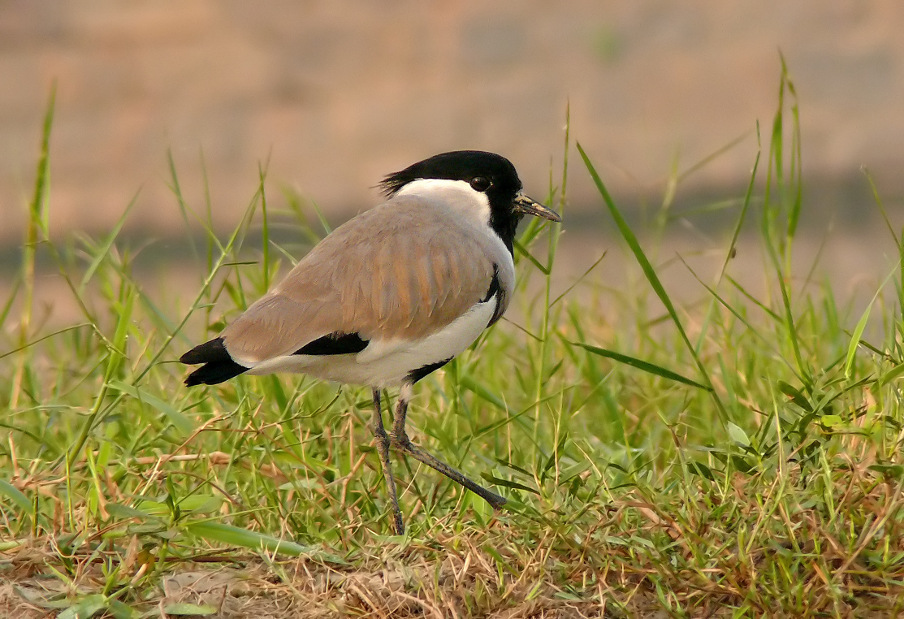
[221,199,505,366]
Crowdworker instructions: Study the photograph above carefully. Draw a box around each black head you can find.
[381,150,560,253]
[381,150,523,202]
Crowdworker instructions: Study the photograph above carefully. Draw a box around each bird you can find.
[180,150,561,534]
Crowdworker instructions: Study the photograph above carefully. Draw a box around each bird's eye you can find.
[469,176,492,192]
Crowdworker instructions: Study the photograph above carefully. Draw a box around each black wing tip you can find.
[180,350,199,365]
[180,336,249,387]
[183,360,249,387]
[184,372,206,387]
[180,337,229,365]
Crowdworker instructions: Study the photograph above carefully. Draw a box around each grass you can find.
[3,65,904,617]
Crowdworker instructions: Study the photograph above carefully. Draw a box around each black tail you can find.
[180,337,249,386]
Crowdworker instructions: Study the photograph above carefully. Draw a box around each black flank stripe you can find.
[408,358,452,384]
[481,264,501,303]
[294,332,369,356]
[483,264,506,327]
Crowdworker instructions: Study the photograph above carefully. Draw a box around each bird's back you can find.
[221,194,514,371]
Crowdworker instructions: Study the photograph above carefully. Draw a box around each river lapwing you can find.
[180,150,561,534]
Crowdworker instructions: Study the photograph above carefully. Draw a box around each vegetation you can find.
[2,67,904,617]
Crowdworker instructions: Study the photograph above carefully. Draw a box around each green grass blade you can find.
[258,160,271,290]
[459,373,508,411]
[0,479,32,514]
[0,278,21,331]
[20,82,56,341]
[0,324,92,361]
[574,342,712,391]
[108,380,195,437]
[185,521,342,561]
[513,239,551,275]
[576,142,723,419]
[844,303,873,379]
[78,191,140,291]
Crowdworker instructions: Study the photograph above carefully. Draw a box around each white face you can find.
[393,178,492,228]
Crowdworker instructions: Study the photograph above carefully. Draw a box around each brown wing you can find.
[222,197,499,364]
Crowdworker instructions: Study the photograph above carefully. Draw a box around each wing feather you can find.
[221,196,505,365]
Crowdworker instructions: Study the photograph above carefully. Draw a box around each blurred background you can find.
[2,1,904,321]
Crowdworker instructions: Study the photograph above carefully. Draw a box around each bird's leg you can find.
[370,388,405,535]
[390,383,507,510]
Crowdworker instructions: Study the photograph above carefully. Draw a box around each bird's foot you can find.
[390,432,507,510]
